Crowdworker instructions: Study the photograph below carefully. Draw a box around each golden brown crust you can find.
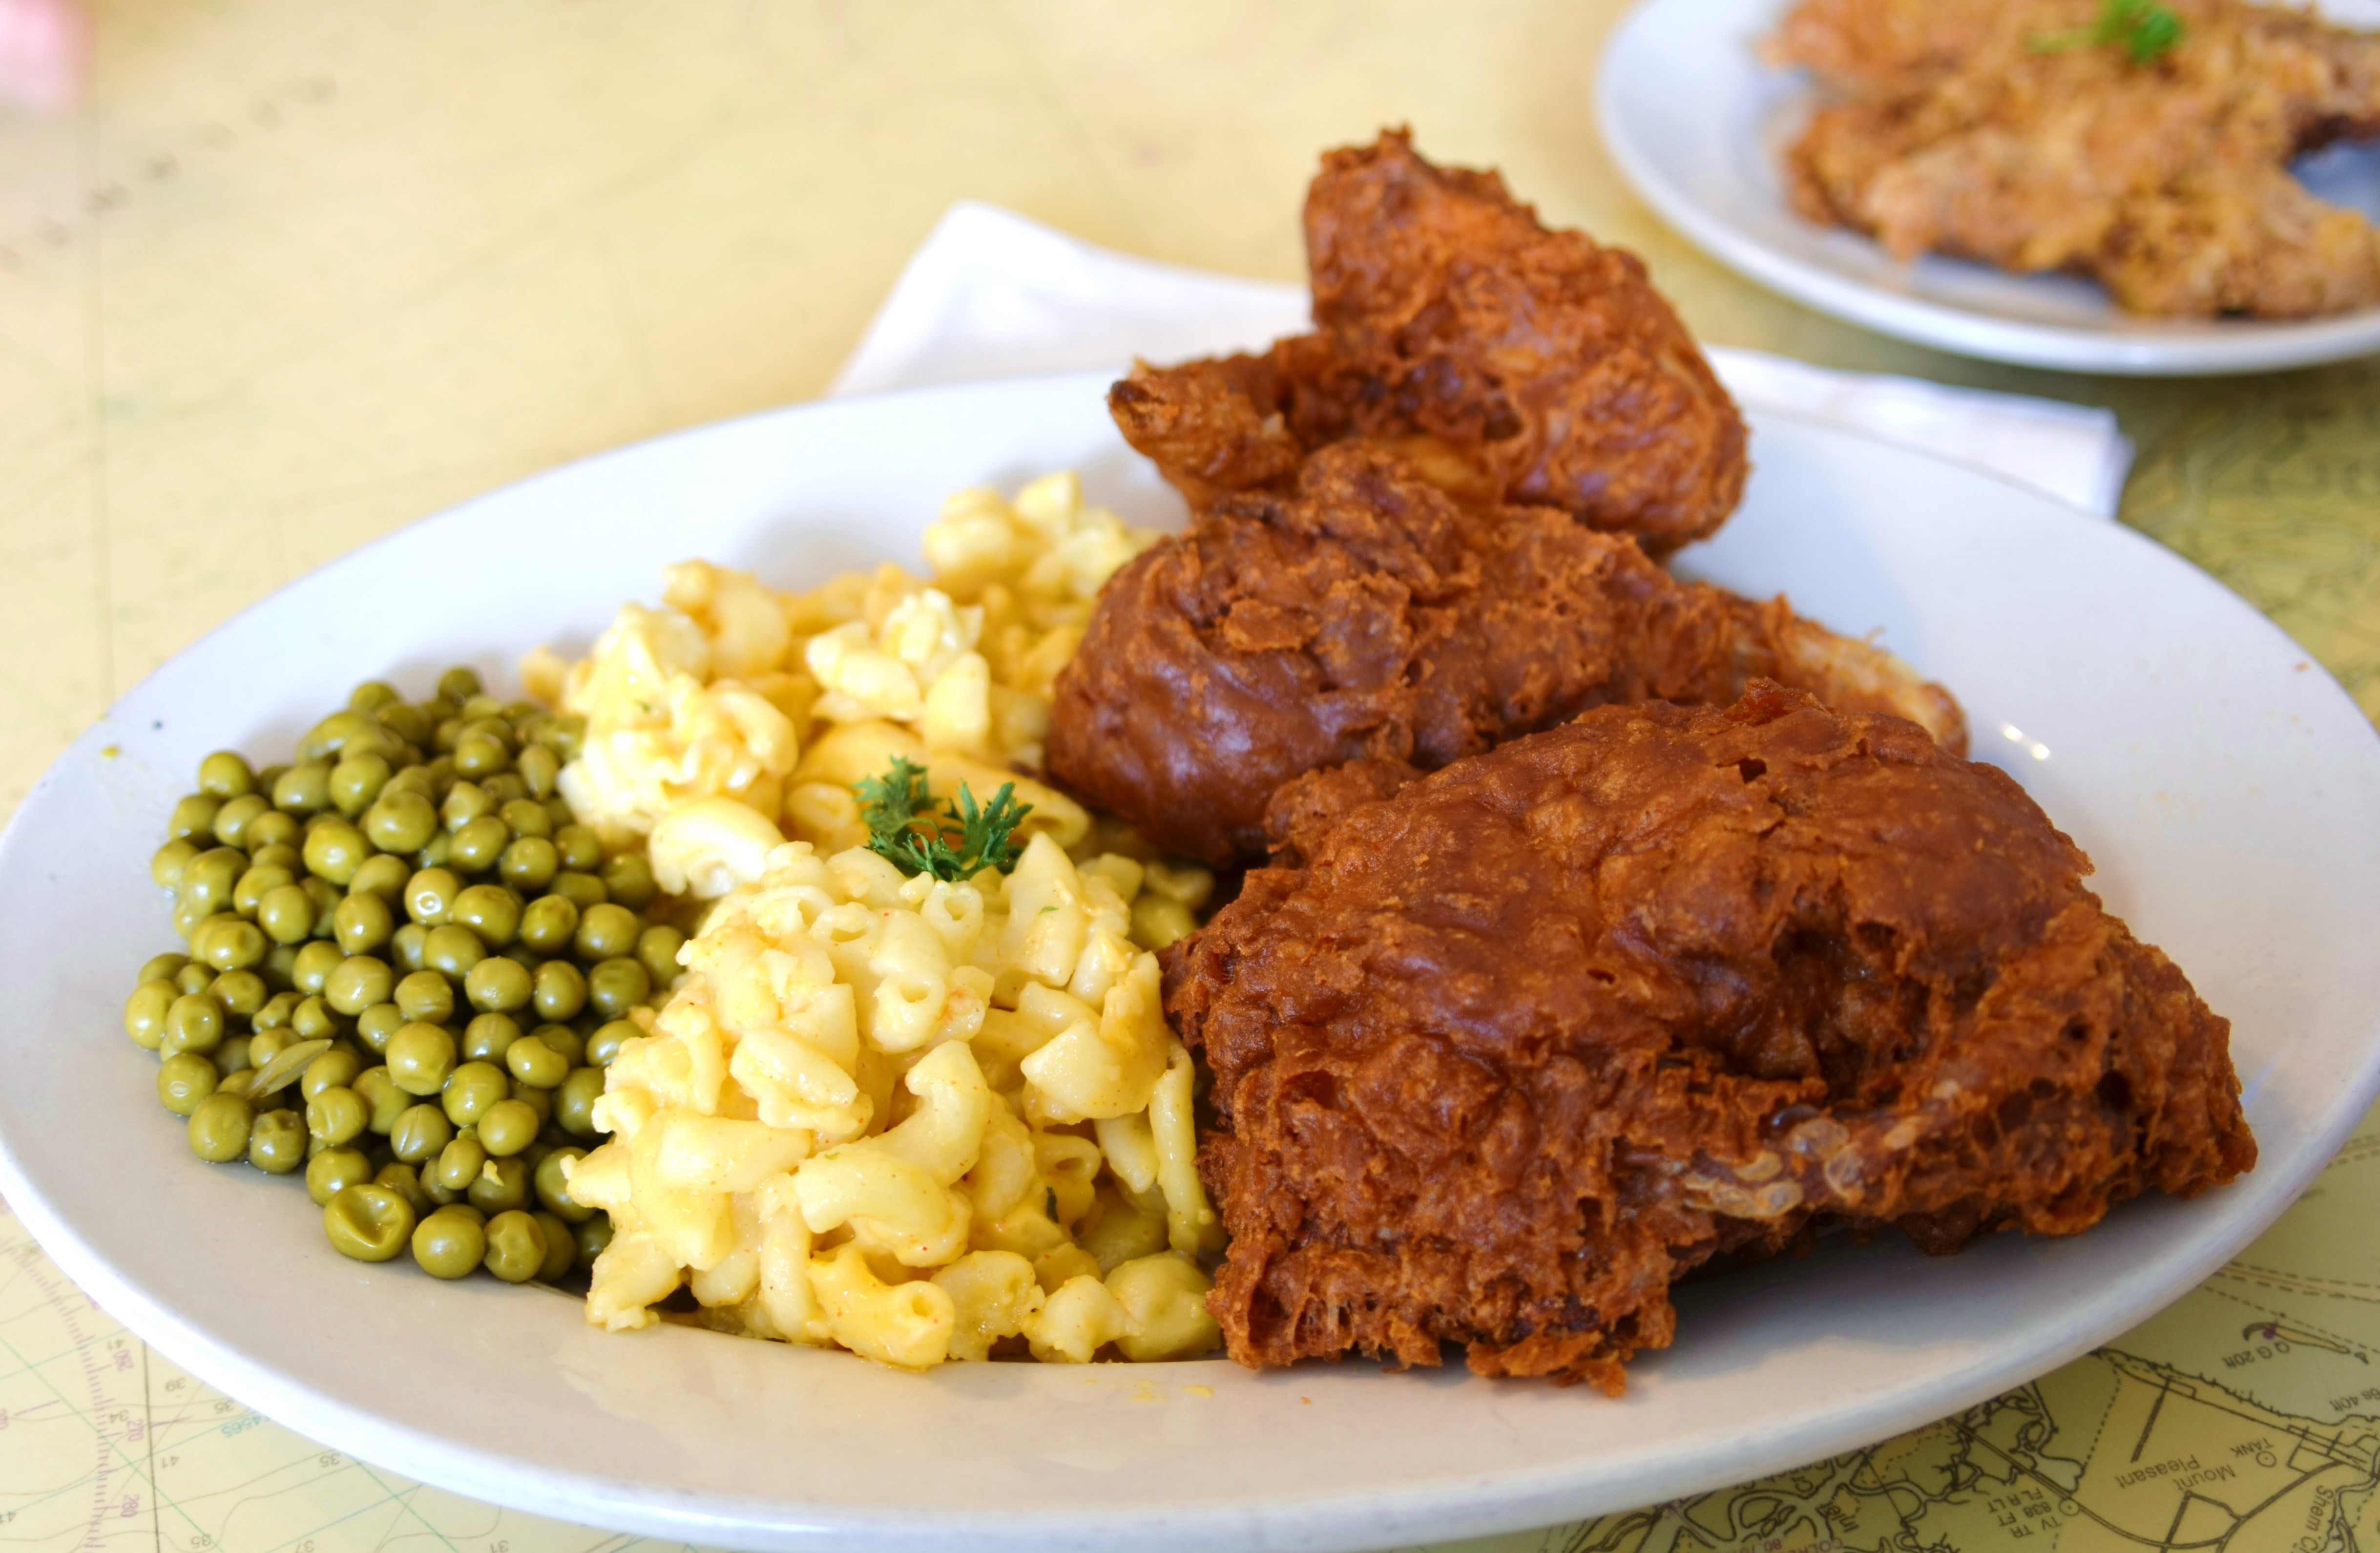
[1168,687,2255,1389]
[1772,0,2380,317]
[1046,444,1964,868]
[1109,129,1749,554]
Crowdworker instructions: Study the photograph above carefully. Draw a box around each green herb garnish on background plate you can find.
[856,756,1033,881]
[2031,0,2186,63]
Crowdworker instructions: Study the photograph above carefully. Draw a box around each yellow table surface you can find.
[3,4,2378,1552]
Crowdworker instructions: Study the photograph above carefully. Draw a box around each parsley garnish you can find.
[855,757,1033,881]
[2031,0,2185,63]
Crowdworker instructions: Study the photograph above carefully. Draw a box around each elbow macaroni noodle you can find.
[563,835,1226,1366]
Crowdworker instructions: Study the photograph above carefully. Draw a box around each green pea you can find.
[305,1146,374,1207]
[348,853,410,902]
[574,1215,614,1267]
[195,915,268,973]
[537,713,585,762]
[432,1134,488,1194]
[503,1034,568,1090]
[441,1060,509,1127]
[295,709,370,762]
[329,753,392,817]
[539,796,573,831]
[480,774,528,809]
[550,1066,604,1138]
[532,1146,593,1220]
[161,993,225,1057]
[206,969,268,1017]
[343,680,397,714]
[290,995,342,1042]
[510,742,557,798]
[187,1093,253,1162]
[157,1052,219,1116]
[465,956,532,1014]
[531,1210,577,1281]
[373,1161,433,1217]
[575,902,640,962]
[303,819,371,886]
[216,1034,253,1075]
[440,780,492,830]
[390,922,430,974]
[517,895,579,958]
[246,810,301,853]
[468,1154,531,1214]
[137,951,190,985]
[376,701,434,748]
[449,815,509,875]
[125,980,175,1049]
[508,1079,552,1132]
[173,960,216,996]
[258,884,317,945]
[438,666,482,702]
[459,712,511,746]
[252,990,299,1030]
[415,832,454,870]
[586,1019,640,1069]
[585,958,650,1019]
[197,750,256,798]
[248,842,303,876]
[272,762,332,815]
[301,1045,363,1101]
[390,968,451,1025]
[479,1210,544,1284]
[353,1066,409,1133]
[169,794,224,844]
[547,871,606,912]
[317,1182,413,1264]
[178,847,247,916]
[247,1110,307,1174]
[403,868,460,926]
[152,839,199,889]
[599,854,657,911]
[386,1022,456,1096]
[323,955,394,1017]
[284,940,337,996]
[423,923,485,980]
[253,762,291,793]
[232,863,295,918]
[495,835,560,892]
[211,793,271,850]
[451,884,522,948]
[475,1097,540,1159]
[544,819,597,868]
[482,797,545,841]
[410,1206,485,1279]
[363,790,439,855]
[306,1085,367,1146]
[248,1027,293,1070]
[354,1003,403,1055]
[332,892,393,956]
[390,1103,453,1163]
[636,925,688,987]
[461,1011,522,1064]
[453,731,512,780]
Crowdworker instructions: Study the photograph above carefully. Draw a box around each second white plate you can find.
[1596,0,2380,376]
[2,370,2379,1552]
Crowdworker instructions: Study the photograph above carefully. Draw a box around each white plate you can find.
[1596,0,2380,375]
[3,370,2379,1553]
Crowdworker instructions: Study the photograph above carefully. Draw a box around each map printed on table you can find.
[4,1104,2378,1553]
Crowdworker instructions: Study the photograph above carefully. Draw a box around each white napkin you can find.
[833,201,2134,519]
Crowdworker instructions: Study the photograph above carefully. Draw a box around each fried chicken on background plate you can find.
[1166,686,2256,1392]
[1772,0,2380,317]
[1046,444,1964,868]
[1108,129,1748,555]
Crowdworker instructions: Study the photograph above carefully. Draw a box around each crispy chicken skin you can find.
[1771,0,2380,317]
[1045,443,1963,867]
[1167,687,2256,1392]
[1108,130,1748,555]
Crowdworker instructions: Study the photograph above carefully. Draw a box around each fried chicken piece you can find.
[1167,686,2256,1392]
[1772,0,2380,317]
[1108,130,1747,555]
[1045,443,1962,867]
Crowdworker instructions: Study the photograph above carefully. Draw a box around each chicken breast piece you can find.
[1045,443,1964,867]
[1167,686,2256,1392]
